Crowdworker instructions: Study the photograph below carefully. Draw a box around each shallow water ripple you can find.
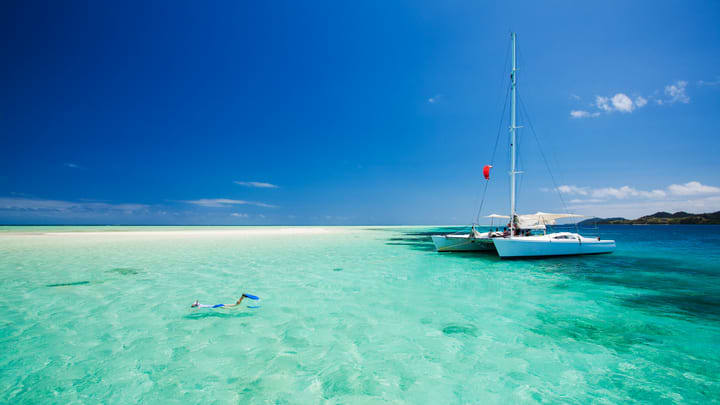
[1,225,719,403]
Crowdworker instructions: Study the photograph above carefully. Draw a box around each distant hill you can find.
[578,211,720,225]
[577,217,626,226]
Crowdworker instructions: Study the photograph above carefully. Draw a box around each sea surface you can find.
[1,225,719,404]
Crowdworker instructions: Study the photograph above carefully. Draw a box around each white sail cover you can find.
[516,212,583,229]
[485,214,510,219]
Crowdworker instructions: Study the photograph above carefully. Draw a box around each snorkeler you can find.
[191,293,259,309]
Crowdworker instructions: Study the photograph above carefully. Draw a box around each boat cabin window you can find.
[552,235,576,240]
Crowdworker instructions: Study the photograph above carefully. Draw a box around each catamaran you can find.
[432,32,615,258]
[430,223,497,252]
[430,214,507,252]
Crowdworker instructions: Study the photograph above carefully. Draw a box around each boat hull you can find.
[431,234,495,252]
[492,235,615,258]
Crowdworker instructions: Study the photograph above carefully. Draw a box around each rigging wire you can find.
[516,40,566,191]
[474,83,511,224]
[515,41,523,213]
[516,122,524,213]
[469,36,512,226]
[516,38,594,236]
[517,90,580,234]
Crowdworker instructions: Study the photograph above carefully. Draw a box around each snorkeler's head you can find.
[191,300,199,308]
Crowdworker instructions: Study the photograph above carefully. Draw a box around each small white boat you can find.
[493,232,615,258]
[431,226,496,252]
[431,214,509,252]
[492,34,614,258]
[491,212,615,257]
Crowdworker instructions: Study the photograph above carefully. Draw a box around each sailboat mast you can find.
[509,32,518,236]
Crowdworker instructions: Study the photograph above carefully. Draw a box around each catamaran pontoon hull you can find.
[492,234,615,258]
[431,234,495,252]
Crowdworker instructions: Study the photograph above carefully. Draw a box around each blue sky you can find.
[2,1,720,225]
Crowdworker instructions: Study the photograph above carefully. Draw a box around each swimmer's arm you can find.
[223,297,245,308]
[219,297,245,309]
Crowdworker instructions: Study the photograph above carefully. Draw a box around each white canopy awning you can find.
[516,212,584,229]
[485,214,510,219]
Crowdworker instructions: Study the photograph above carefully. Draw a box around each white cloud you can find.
[570,94,581,101]
[184,198,276,208]
[558,184,666,199]
[574,80,690,118]
[558,185,666,201]
[664,80,689,104]
[558,185,589,195]
[667,181,720,196]
[593,93,635,113]
[569,198,604,204]
[596,96,612,112]
[590,186,666,199]
[570,110,600,119]
[555,183,720,200]
[0,197,289,225]
[697,78,720,86]
[611,93,634,113]
[427,94,443,104]
[557,181,720,216]
[568,195,720,219]
[233,181,279,188]
[64,163,83,169]
[554,181,720,217]
[0,198,148,212]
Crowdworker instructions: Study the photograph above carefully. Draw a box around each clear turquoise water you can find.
[1,225,719,403]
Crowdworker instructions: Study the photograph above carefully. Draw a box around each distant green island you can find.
[578,211,720,225]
